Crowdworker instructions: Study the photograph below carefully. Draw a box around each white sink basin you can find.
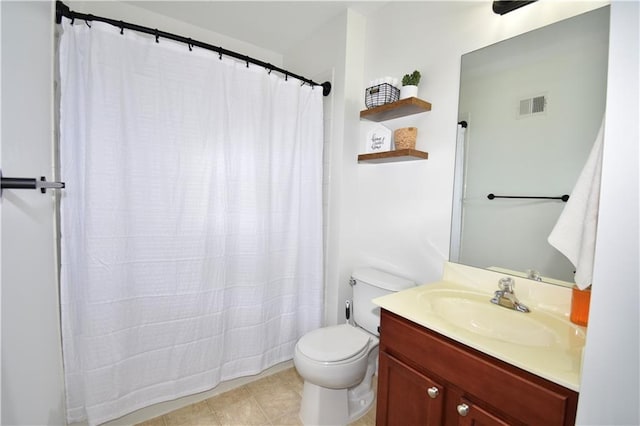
[372,269,586,391]
[417,288,585,349]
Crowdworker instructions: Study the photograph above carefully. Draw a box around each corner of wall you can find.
[331,8,367,324]
[283,8,367,325]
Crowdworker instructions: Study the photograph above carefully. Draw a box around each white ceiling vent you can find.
[518,95,547,118]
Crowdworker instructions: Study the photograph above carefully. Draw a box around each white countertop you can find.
[373,264,585,391]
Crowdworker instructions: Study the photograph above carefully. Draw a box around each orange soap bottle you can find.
[570,285,592,326]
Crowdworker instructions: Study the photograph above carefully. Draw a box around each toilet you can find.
[294,268,415,425]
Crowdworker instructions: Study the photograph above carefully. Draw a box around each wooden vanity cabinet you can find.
[378,351,445,425]
[376,309,578,426]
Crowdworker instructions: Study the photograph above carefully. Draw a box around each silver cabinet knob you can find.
[427,387,439,399]
[457,403,470,416]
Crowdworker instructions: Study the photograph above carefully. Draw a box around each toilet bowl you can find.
[294,324,379,426]
[293,268,415,425]
[294,324,375,389]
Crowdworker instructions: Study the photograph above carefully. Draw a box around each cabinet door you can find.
[455,398,511,426]
[376,352,444,426]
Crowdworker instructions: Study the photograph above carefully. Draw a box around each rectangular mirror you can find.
[451,6,610,287]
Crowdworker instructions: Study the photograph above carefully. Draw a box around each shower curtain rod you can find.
[55,1,332,96]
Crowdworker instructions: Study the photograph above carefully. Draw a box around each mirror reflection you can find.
[451,6,610,286]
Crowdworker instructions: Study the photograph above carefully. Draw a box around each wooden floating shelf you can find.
[360,97,432,122]
[358,149,428,163]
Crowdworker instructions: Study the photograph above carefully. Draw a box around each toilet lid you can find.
[297,324,370,362]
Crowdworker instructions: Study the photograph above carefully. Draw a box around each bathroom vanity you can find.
[376,309,578,425]
[373,263,583,426]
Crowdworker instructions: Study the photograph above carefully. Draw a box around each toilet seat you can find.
[297,324,371,363]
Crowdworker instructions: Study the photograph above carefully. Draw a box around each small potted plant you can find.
[400,70,421,99]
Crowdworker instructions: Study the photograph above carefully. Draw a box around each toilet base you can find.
[347,365,376,422]
[300,382,349,426]
[297,346,378,425]
[299,381,375,426]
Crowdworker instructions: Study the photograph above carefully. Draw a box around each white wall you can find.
[578,1,639,424]
[1,2,66,424]
[1,2,3,421]
[284,9,367,325]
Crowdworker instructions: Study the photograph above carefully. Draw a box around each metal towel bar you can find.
[487,193,569,202]
[0,169,65,197]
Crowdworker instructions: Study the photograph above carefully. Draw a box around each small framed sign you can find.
[365,124,392,153]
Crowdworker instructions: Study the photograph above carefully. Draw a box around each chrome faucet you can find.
[490,277,530,313]
[526,269,542,281]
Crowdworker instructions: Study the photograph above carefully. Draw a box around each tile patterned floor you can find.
[136,367,377,426]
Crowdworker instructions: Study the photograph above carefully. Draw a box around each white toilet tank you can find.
[351,268,415,336]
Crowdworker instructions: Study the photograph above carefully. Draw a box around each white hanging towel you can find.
[548,118,605,289]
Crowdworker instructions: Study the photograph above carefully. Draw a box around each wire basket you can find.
[365,83,400,109]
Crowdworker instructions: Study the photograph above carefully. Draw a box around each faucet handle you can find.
[498,277,515,292]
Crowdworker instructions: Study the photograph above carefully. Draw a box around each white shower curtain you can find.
[58,19,324,425]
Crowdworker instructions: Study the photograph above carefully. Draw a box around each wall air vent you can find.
[518,95,547,118]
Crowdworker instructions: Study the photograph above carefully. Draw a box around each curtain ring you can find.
[188,38,193,51]
[219,50,222,60]
[285,74,288,81]
[119,21,124,35]
[155,29,159,43]
[84,16,92,28]
[70,17,75,25]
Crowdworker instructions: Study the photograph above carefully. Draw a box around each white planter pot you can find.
[400,85,418,99]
